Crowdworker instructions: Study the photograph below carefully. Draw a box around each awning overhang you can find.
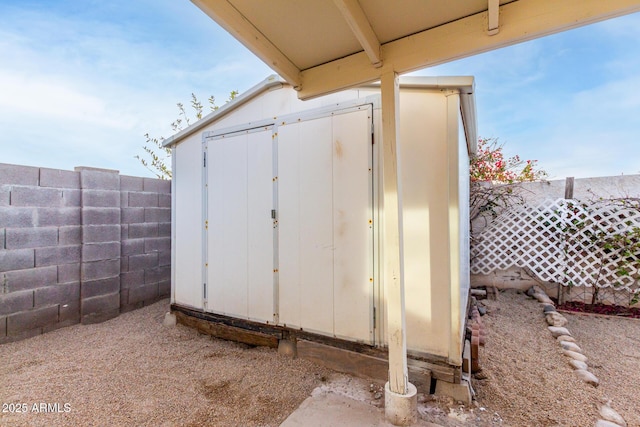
[192,0,640,99]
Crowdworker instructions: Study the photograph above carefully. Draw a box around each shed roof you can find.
[191,0,640,99]
[163,74,476,148]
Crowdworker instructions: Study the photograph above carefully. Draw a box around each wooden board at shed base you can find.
[175,311,278,348]
[297,340,438,392]
[172,305,458,385]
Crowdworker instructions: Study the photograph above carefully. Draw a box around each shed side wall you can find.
[173,136,203,309]
[398,89,451,359]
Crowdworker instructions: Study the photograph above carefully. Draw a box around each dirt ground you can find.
[0,301,332,427]
[1,290,638,427]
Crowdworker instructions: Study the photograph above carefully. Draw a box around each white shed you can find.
[165,74,476,391]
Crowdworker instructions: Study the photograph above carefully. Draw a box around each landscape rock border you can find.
[526,286,628,427]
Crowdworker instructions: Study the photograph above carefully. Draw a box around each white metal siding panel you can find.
[277,123,301,328]
[174,138,203,309]
[298,118,334,334]
[211,89,362,132]
[399,90,450,358]
[332,109,373,342]
[214,90,293,130]
[278,117,335,333]
[278,107,373,342]
[457,112,471,353]
[206,128,274,321]
[208,134,249,317]
[247,130,275,323]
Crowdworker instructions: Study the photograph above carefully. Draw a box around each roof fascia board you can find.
[460,93,478,155]
[298,0,640,100]
[190,0,302,87]
[162,75,286,147]
[362,76,475,94]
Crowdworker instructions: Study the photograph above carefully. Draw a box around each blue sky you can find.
[1,1,639,180]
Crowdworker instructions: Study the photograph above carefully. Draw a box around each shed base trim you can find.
[171,304,460,385]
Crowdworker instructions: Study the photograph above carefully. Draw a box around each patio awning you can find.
[192,0,640,99]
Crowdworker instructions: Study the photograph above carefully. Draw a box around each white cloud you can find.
[0,0,271,176]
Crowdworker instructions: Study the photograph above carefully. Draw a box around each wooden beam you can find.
[332,0,382,67]
[488,0,500,35]
[565,177,575,199]
[191,0,302,88]
[298,0,640,99]
[171,303,460,382]
[175,311,279,348]
[297,340,434,391]
[380,69,409,395]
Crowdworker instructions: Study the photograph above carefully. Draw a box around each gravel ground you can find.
[0,300,331,427]
[568,309,640,427]
[1,291,638,427]
[474,289,640,427]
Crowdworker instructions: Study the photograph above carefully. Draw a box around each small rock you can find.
[477,306,487,316]
[563,350,588,363]
[163,312,177,327]
[448,408,469,422]
[371,399,384,408]
[569,359,588,370]
[373,391,383,400]
[574,369,599,387]
[526,287,536,297]
[534,293,554,304]
[474,371,488,380]
[543,304,557,314]
[531,285,546,294]
[471,289,487,298]
[417,394,430,403]
[556,334,576,343]
[600,404,627,427]
[548,326,571,337]
[595,420,625,427]
[560,341,582,353]
[546,312,568,327]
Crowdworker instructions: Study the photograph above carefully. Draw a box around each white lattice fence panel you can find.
[471,198,640,293]
[471,199,566,281]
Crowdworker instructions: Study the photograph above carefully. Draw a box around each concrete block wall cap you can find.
[74,166,119,173]
[0,163,40,185]
[39,168,80,189]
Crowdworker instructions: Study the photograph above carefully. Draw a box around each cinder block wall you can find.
[119,176,171,313]
[0,163,171,343]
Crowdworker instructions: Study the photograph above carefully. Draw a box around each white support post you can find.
[380,69,417,426]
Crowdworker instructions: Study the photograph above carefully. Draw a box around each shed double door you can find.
[204,105,374,344]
